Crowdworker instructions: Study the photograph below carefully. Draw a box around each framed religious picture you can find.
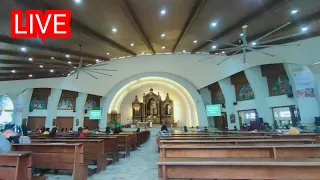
[76,119,79,126]
[230,114,236,123]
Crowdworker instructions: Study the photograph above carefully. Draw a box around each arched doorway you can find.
[0,93,14,129]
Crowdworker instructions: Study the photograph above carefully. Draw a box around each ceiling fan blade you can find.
[87,63,108,68]
[86,70,112,77]
[81,70,98,79]
[217,49,242,65]
[207,40,240,47]
[198,56,216,63]
[253,22,291,44]
[258,32,304,45]
[203,47,239,52]
[247,47,275,57]
[85,68,117,71]
[254,44,300,48]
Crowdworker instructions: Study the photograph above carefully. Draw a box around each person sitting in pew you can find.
[0,132,11,152]
[113,127,121,134]
[60,128,65,132]
[183,126,188,132]
[3,124,20,144]
[83,127,90,134]
[204,127,208,133]
[136,128,141,132]
[75,127,85,138]
[159,125,171,136]
[49,127,57,137]
[233,126,238,131]
[43,128,50,135]
[105,126,111,134]
[36,128,42,134]
[69,128,73,133]
[144,127,150,132]
[196,126,201,132]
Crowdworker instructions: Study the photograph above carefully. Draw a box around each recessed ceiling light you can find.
[39,65,43,68]
[51,57,54,60]
[162,46,165,49]
[68,61,72,64]
[212,45,217,49]
[112,28,117,33]
[193,40,198,44]
[222,51,225,54]
[211,22,217,27]
[74,0,81,3]
[240,33,243,37]
[50,69,54,73]
[96,59,99,62]
[302,27,308,32]
[106,53,110,55]
[66,54,70,58]
[21,47,26,52]
[251,42,257,46]
[130,43,134,47]
[291,9,298,14]
[161,33,165,38]
[28,58,33,61]
[11,70,16,73]
[29,74,33,77]
[183,50,186,53]
[160,9,166,15]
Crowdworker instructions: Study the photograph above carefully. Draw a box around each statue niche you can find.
[132,88,174,125]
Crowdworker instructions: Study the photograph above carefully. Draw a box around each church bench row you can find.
[160,138,315,146]
[11,144,86,180]
[0,151,34,180]
[160,144,320,158]
[160,135,272,140]
[158,157,320,180]
[30,139,107,172]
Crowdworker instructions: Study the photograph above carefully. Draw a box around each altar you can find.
[137,122,151,128]
[132,88,174,125]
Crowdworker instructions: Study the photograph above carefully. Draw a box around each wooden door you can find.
[27,117,45,130]
[56,117,73,130]
[84,117,98,130]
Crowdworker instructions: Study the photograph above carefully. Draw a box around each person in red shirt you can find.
[75,127,85,138]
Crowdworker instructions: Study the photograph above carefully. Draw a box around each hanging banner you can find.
[293,70,315,98]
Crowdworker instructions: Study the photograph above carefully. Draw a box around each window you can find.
[0,94,14,129]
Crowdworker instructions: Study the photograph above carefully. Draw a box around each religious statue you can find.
[150,100,157,115]
[134,106,140,116]
[167,105,171,115]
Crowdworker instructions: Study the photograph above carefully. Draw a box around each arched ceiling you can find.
[0,0,320,80]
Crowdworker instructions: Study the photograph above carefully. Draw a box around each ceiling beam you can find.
[191,0,290,52]
[0,49,92,65]
[117,0,155,54]
[211,10,320,54]
[0,59,73,68]
[171,0,207,53]
[0,34,109,61]
[14,0,137,56]
[0,73,65,81]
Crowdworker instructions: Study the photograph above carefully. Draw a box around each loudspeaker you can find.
[233,102,237,105]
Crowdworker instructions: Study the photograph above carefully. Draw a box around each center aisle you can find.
[47,129,160,180]
[90,129,159,180]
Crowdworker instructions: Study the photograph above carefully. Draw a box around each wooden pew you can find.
[0,151,32,180]
[30,139,106,172]
[120,132,138,150]
[160,144,320,158]
[160,136,272,140]
[160,138,315,146]
[158,157,320,180]
[11,144,86,180]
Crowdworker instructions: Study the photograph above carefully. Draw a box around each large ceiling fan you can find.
[199,22,303,65]
[62,45,117,79]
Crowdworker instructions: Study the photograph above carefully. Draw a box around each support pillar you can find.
[218,78,240,130]
[11,88,33,125]
[244,66,274,127]
[46,89,62,129]
[199,88,214,127]
[73,93,87,131]
[100,97,108,131]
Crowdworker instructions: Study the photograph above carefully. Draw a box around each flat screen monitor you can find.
[89,110,101,120]
[206,104,222,117]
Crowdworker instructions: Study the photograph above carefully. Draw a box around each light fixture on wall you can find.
[199,22,302,64]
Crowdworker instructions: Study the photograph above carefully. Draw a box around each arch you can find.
[101,72,207,128]
[0,93,14,128]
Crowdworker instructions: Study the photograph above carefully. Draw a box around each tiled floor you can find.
[46,129,159,180]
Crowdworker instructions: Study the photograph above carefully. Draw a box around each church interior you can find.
[0,0,320,179]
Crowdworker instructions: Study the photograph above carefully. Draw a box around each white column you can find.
[73,93,87,130]
[284,63,320,127]
[218,78,240,130]
[244,66,274,127]
[199,88,213,127]
[46,89,62,129]
[11,88,33,125]
[100,97,108,131]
